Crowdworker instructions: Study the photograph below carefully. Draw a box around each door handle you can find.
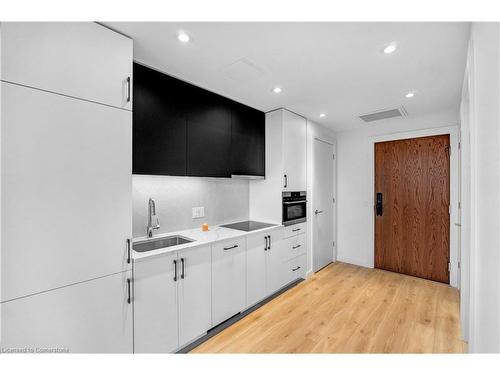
[284,174,288,188]
[376,192,383,216]
[264,236,268,251]
[268,235,271,250]
[127,278,131,304]
[173,259,178,282]
[180,258,185,279]
[126,76,131,103]
[126,238,131,264]
[315,210,323,215]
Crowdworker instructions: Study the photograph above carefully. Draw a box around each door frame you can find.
[312,137,336,272]
[368,126,460,287]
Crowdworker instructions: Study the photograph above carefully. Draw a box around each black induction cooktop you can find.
[220,220,276,232]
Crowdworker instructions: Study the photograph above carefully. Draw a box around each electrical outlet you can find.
[192,206,205,219]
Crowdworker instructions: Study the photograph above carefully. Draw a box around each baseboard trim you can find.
[176,278,304,353]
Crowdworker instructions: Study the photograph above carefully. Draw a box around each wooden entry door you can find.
[374,134,450,283]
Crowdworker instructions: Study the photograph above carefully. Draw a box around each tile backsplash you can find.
[132,175,249,238]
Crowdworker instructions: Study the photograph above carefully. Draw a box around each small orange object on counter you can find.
[202,223,209,232]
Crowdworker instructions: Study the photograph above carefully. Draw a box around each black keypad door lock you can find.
[376,192,383,216]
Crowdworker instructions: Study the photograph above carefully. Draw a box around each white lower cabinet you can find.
[178,246,212,347]
[211,238,246,326]
[133,245,212,353]
[289,254,307,281]
[1,271,133,353]
[246,233,269,307]
[133,252,178,353]
[246,228,291,307]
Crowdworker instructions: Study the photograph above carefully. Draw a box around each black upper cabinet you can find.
[186,85,233,178]
[133,62,265,178]
[133,63,187,176]
[230,102,265,176]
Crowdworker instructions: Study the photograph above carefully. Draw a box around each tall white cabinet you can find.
[0,22,133,352]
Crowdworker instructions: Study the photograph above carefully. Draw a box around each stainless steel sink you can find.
[133,235,194,252]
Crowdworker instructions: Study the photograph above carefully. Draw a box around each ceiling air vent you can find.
[359,106,408,123]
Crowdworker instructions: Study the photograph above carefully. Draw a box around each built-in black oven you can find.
[282,191,307,226]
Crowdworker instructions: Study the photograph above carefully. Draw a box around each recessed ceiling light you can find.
[272,87,282,94]
[319,113,326,118]
[383,43,397,54]
[405,91,415,98]
[177,31,190,43]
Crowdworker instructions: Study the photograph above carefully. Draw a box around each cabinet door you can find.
[211,238,246,326]
[282,110,307,191]
[266,234,289,295]
[1,82,132,302]
[1,22,133,109]
[178,246,212,347]
[246,233,269,307]
[134,253,179,353]
[186,86,232,177]
[1,271,133,353]
[133,63,187,176]
[230,102,265,176]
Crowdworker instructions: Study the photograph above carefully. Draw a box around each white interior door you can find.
[313,138,334,272]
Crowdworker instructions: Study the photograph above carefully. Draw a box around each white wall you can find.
[132,175,249,238]
[465,22,500,353]
[306,120,336,276]
[336,112,460,269]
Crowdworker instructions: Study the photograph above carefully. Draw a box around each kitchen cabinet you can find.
[186,86,233,177]
[249,109,307,225]
[177,246,212,347]
[246,228,286,307]
[289,254,306,280]
[134,252,179,353]
[1,22,133,109]
[1,82,132,302]
[282,110,307,191]
[212,238,247,326]
[133,245,212,353]
[132,63,265,178]
[230,102,265,177]
[1,271,133,353]
[133,63,188,175]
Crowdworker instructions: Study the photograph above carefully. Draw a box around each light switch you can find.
[192,206,205,219]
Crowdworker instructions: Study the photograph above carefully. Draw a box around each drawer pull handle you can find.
[292,266,301,271]
[292,228,301,232]
[223,245,239,251]
[292,245,301,249]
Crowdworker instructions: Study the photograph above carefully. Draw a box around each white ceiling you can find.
[105,22,470,132]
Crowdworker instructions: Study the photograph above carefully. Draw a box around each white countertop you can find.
[132,223,283,261]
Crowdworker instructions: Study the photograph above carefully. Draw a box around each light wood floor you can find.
[192,262,466,353]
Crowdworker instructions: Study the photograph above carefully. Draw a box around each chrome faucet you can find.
[147,198,160,238]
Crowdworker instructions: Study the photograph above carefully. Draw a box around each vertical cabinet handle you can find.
[181,258,185,279]
[127,278,131,304]
[173,259,178,282]
[126,238,131,264]
[268,235,272,250]
[284,174,288,188]
[264,236,268,251]
[126,77,131,103]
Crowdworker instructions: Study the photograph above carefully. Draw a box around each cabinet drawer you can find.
[211,238,246,326]
[290,254,306,280]
[283,222,306,238]
[283,233,306,260]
